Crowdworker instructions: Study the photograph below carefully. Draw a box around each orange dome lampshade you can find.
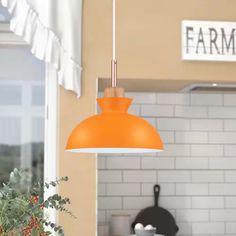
[66,96,164,153]
[66,0,164,153]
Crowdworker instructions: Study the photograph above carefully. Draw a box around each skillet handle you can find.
[154,184,160,207]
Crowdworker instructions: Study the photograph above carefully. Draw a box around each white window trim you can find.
[0,80,45,169]
[44,64,59,230]
[0,23,26,45]
[0,22,59,232]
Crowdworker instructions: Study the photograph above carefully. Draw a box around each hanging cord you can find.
[111,0,117,87]
[112,0,116,60]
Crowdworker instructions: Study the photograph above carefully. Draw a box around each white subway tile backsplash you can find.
[176,158,208,170]
[158,144,191,157]
[224,94,236,106]
[123,171,156,183]
[176,209,209,222]
[98,184,106,196]
[226,197,236,208]
[158,171,191,183]
[141,104,174,117]
[210,209,236,221]
[225,171,236,182]
[209,158,236,169]
[175,106,208,118]
[176,184,208,195]
[191,94,223,106]
[226,222,236,234]
[192,222,224,234]
[192,197,224,209]
[107,183,140,196]
[157,93,190,105]
[98,157,106,169]
[209,132,236,144]
[98,197,122,210]
[98,171,122,183]
[192,171,224,183]
[157,118,190,131]
[191,144,223,157]
[224,145,236,156]
[224,119,236,131]
[97,92,236,236]
[141,157,175,169]
[210,184,236,195]
[175,131,208,144]
[159,197,191,209]
[97,210,106,223]
[191,119,223,131]
[107,157,140,169]
[209,107,236,118]
[123,197,153,210]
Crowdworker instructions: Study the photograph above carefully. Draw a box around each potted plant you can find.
[0,168,75,236]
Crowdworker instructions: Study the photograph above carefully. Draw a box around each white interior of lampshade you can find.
[66,148,163,153]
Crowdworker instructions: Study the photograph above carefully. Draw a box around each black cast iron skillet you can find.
[132,185,178,236]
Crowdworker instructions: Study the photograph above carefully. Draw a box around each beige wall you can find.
[59,1,236,235]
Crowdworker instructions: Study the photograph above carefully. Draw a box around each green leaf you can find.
[50,223,55,228]
[30,227,39,236]
[44,200,49,208]
[0,169,75,234]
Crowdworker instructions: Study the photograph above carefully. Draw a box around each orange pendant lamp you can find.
[66,0,163,153]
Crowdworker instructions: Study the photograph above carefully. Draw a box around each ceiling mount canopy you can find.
[66,0,164,153]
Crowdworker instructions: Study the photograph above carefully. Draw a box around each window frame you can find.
[0,79,45,170]
[0,22,59,231]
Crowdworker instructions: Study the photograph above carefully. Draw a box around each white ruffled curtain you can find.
[2,0,82,97]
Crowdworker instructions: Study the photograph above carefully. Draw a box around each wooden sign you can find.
[182,20,236,61]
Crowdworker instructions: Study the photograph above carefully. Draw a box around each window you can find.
[0,46,45,183]
[0,10,58,228]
